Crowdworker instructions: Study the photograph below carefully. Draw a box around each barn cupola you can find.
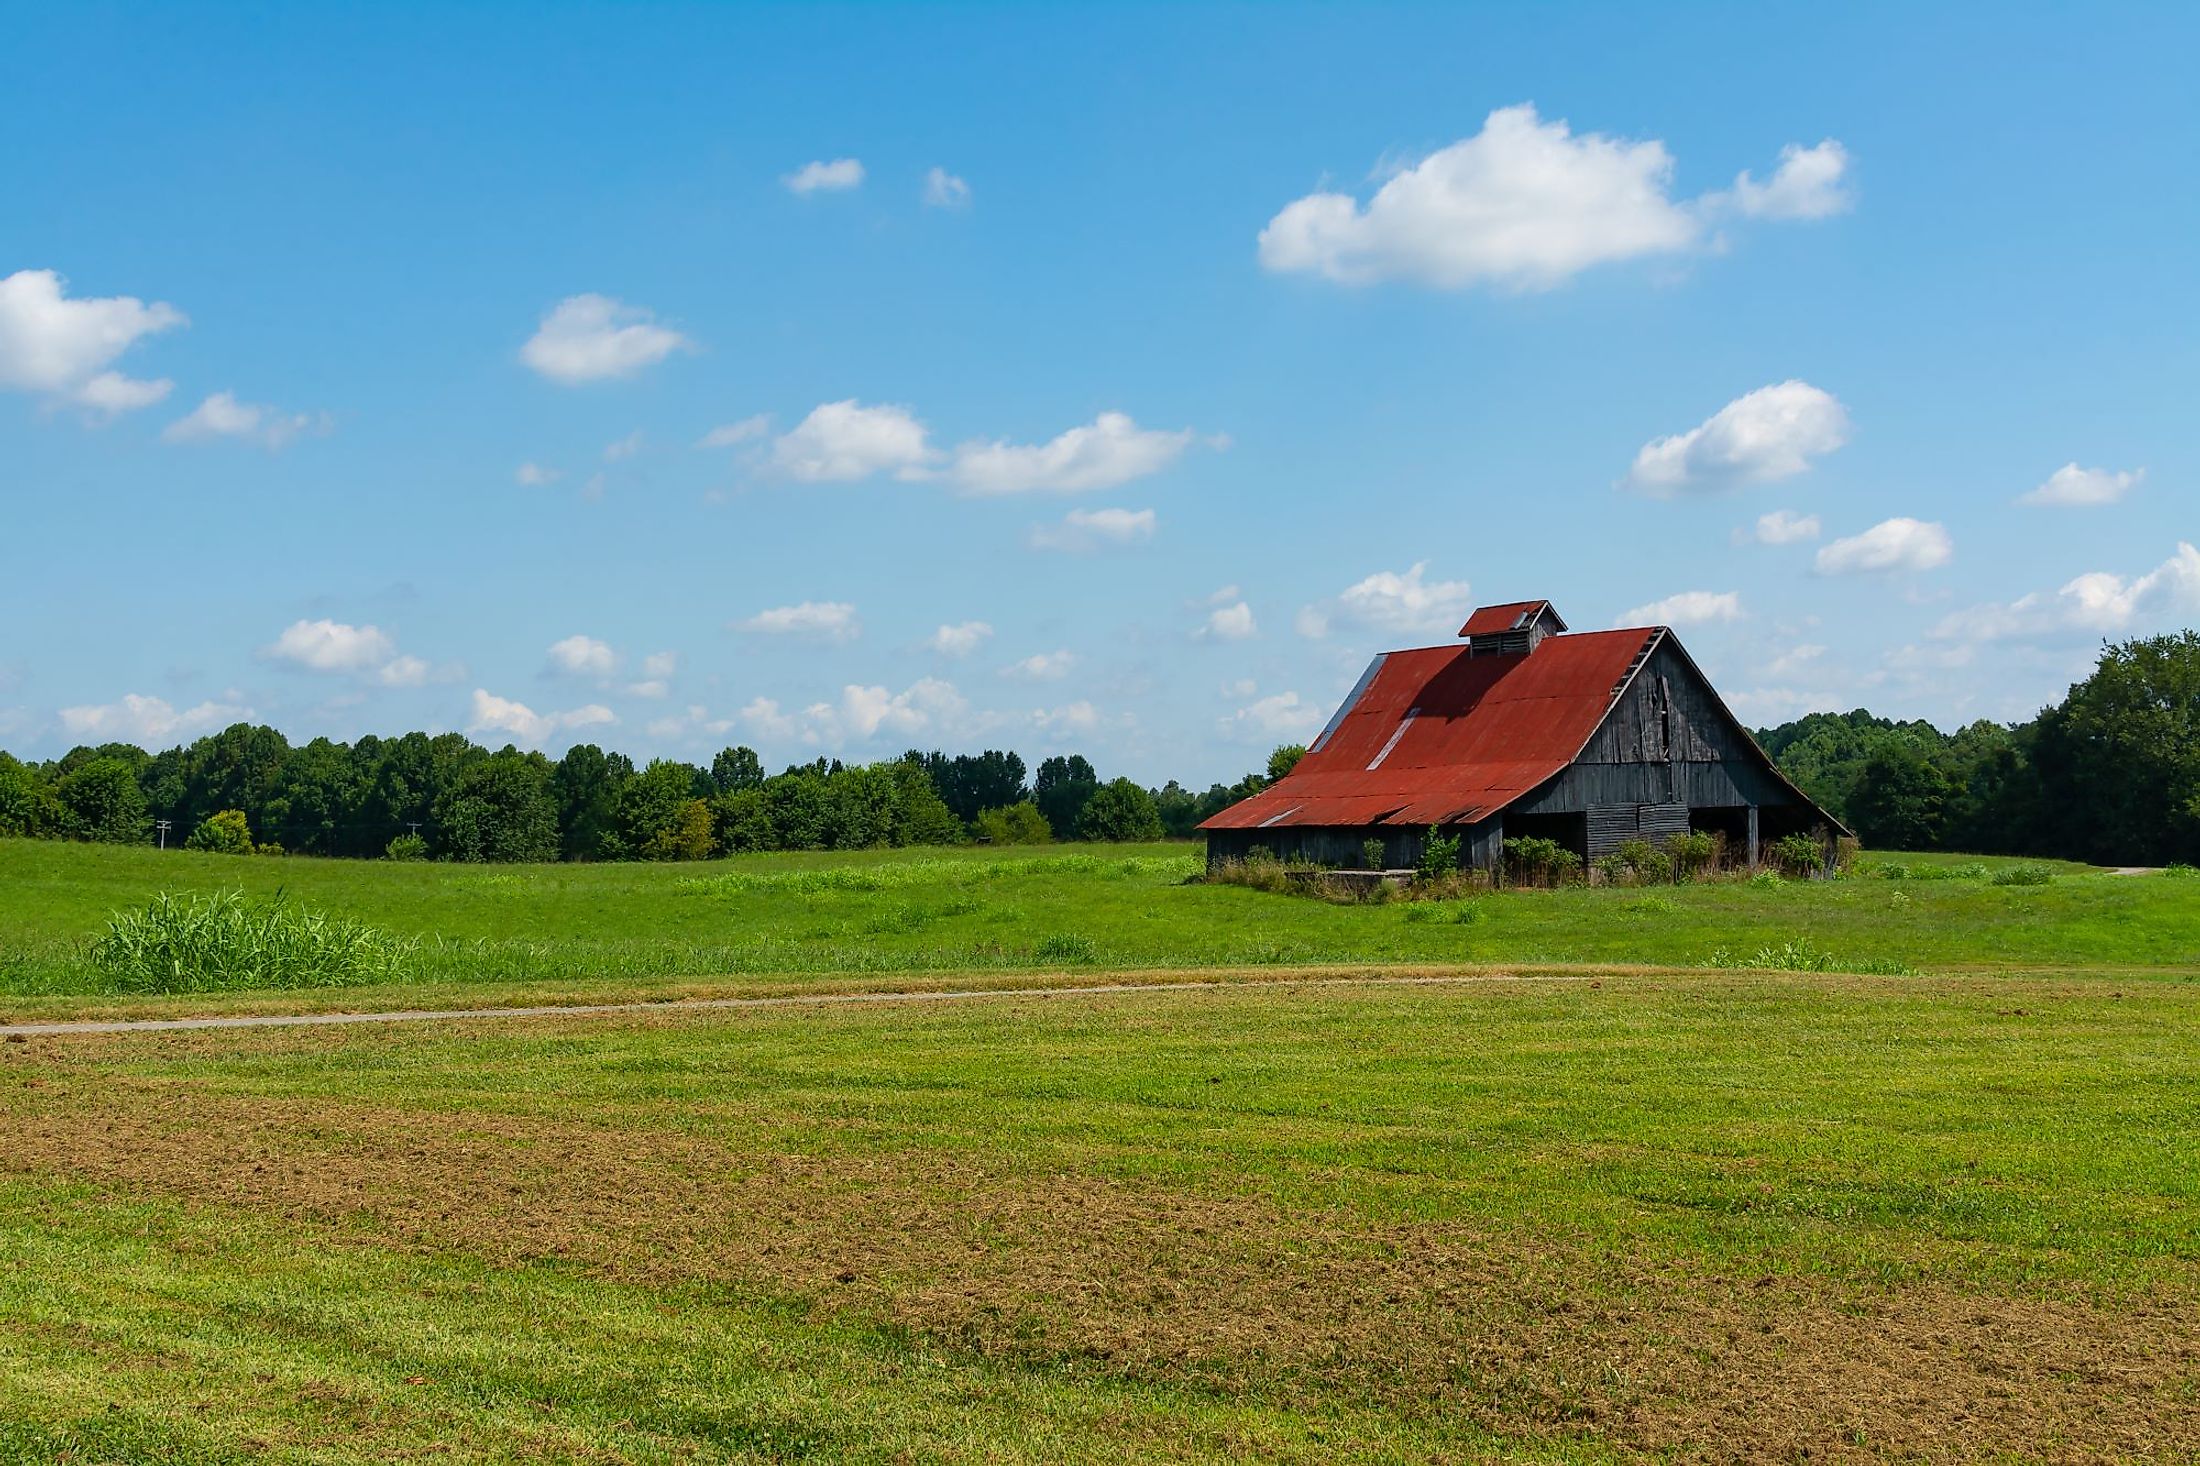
[1460,600,1567,657]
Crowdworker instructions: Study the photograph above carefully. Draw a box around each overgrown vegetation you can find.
[89,890,419,993]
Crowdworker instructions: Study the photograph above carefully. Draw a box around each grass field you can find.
[4,973,2197,1460]
[3,837,2197,1014]
[5,838,2198,1459]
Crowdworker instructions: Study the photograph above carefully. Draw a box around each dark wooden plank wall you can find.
[1513,641,1796,817]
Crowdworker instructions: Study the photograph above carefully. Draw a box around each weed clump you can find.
[1991,863,2056,887]
[1709,937,1917,977]
[1032,932,1098,965]
[90,890,419,993]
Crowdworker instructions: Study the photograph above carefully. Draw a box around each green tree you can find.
[710,746,764,794]
[918,748,1028,824]
[641,797,716,861]
[432,750,560,863]
[975,802,1054,845]
[2032,631,2200,864]
[553,744,631,859]
[1266,744,1308,782]
[185,808,254,854]
[618,759,708,859]
[1033,754,1098,840]
[1849,747,1951,851]
[56,757,149,844]
[0,755,63,837]
[1075,777,1164,842]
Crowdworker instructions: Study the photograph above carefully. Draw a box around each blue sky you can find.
[4,2,2195,784]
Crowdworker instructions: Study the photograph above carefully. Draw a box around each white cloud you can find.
[1033,700,1101,737]
[770,400,935,482]
[1744,509,1822,545]
[520,294,691,385]
[734,600,861,642]
[1222,691,1324,741]
[1199,600,1258,641]
[805,678,968,745]
[739,696,798,740]
[515,461,560,486]
[1297,562,1473,640]
[1616,590,1742,628]
[1002,650,1075,681]
[927,621,994,657]
[627,680,670,701]
[948,411,1199,495]
[1815,518,1954,575]
[603,430,644,462]
[1764,644,1827,679]
[0,268,184,413]
[923,167,972,209]
[1627,381,1849,492]
[1934,543,2200,642]
[73,371,173,416]
[640,651,678,680]
[264,619,398,673]
[2018,462,2144,508]
[466,689,615,747]
[58,692,250,744]
[378,655,430,688]
[1259,106,1698,289]
[699,415,771,448]
[1028,506,1158,552]
[163,391,329,449]
[1724,140,1854,221]
[783,158,865,194]
[546,634,617,678]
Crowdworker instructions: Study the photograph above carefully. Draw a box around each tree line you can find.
[0,723,1303,862]
[4,632,2191,865]
[1757,631,2200,865]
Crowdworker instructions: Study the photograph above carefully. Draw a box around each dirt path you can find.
[0,972,1588,1039]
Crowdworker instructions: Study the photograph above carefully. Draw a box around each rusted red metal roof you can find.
[1201,627,1656,830]
[1458,599,1555,637]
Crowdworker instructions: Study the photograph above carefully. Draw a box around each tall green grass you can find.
[90,890,419,994]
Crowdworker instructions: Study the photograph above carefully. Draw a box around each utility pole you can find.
[406,821,422,837]
[155,819,172,850]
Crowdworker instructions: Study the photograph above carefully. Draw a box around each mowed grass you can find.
[3,974,2197,1460]
[3,836,2196,1009]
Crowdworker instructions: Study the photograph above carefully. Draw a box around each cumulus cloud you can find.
[640,651,678,681]
[602,430,644,463]
[733,600,861,642]
[783,158,865,194]
[770,400,935,482]
[698,415,771,448]
[1743,509,1823,545]
[1616,590,1742,628]
[1222,691,1324,741]
[1627,381,1849,492]
[520,294,691,384]
[2018,462,2144,508]
[261,619,443,687]
[264,619,397,673]
[1027,506,1158,552]
[738,696,798,740]
[467,689,616,747]
[948,411,1199,495]
[926,621,994,657]
[804,678,969,745]
[1934,543,2200,642]
[1815,518,1954,575]
[1764,644,1828,678]
[1002,650,1075,680]
[1258,106,1849,292]
[923,167,972,209]
[1198,600,1258,641]
[546,634,617,678]
[1296,562,1473,640]
[0,268,183,413]
[515,461,560,486]
[1723,140,1854,220]
[58,692,249,743]
[163,391,330,449]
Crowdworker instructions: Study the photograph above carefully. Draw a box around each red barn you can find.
[1201,600,1842,870]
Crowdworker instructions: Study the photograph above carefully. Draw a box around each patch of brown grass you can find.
[4,1063,2195,1461]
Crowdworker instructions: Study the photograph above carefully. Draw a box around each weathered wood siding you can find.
[1206,817,1501,871]
[1511,640,1797,818]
